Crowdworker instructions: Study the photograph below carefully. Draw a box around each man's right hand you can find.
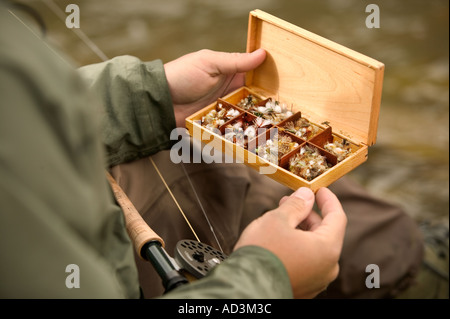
[233,187,347,299]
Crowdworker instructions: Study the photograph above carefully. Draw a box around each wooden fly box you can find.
[186,9,384,192]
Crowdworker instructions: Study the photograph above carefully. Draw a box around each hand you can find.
[233,187,347,299]
[164,49,266,127]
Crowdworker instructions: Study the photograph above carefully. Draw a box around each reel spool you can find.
[174,239,227,279]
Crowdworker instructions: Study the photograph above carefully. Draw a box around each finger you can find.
[313,188,347,243]
[212,49,266,75]
[279,195,290,206]
[276,187,315,228]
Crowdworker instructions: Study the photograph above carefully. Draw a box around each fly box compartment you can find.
[186,10,384,192]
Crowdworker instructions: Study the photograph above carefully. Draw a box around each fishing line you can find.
[180,162,223,252]
[149,157,201,243]
[42,0,109,62]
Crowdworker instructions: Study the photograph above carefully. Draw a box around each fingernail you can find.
[293,187,314,201]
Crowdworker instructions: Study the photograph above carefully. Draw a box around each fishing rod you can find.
[106,172,227,293]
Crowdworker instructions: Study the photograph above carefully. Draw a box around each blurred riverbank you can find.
[19,0,449,224]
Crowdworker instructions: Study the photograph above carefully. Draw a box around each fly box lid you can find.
[245,9,384,146]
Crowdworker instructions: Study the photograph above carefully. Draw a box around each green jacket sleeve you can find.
[78,56,177,167]
[161,246,293,299]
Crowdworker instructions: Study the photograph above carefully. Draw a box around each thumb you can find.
[276,187,315,228]
[213,48,266,75]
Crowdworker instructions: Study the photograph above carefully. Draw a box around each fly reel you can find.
[174,239,227,279]
[106,171,228,292]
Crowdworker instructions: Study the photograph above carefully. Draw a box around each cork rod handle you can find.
[106,171,165,259]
